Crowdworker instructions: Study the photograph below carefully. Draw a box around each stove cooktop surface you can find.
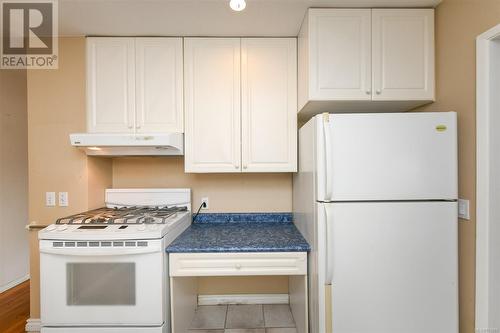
[39,206,191,240]
[55,206,188,225]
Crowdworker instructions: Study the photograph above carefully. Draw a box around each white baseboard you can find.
[0,274,30,293]
[476,329,500,333]
[198,294,289,306]
[26,318,41,332]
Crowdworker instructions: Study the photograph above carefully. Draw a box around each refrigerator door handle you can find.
[324,204,334,284]
[323,115,333,201]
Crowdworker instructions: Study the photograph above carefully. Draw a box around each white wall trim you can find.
[476,23,500,330]
[0,274,29,293]
[198,294,289,306]
[25,318,41,332]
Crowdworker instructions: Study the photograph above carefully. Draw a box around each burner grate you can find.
[56,206,188,225]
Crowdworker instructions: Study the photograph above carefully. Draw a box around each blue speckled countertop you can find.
[166,213,310,253]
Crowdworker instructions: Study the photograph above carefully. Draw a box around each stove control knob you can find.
[137,224,146,231]
[46,225,57,231]
[57,225,68,231]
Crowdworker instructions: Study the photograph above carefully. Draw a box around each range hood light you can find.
[229,0,246,11]
[87,147,102,151]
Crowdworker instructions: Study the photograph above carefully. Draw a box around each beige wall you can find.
[27,37,112,226]
[0,68,29,290]
[198,276,289,295]
[113,157,292,212]
[415,1,500,332]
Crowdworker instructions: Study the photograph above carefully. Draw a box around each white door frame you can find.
[476,23,500,332]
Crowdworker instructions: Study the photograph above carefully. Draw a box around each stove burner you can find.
[56,206,188,225]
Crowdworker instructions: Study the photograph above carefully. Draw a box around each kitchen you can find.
[0,0,499,333]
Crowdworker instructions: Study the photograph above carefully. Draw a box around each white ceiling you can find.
[58,0,441,37]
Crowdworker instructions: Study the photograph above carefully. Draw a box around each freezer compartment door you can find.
[315,112,458,201]
[321,201,458,333]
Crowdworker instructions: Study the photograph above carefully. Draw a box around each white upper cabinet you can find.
[135,38,183,133]
[184,38,242,173]
[87,38,135,133]
[86,37,183,134]
[306,9,372,103]
[372,9,435,101]
[241,38,297,172]
[184,38,297,173]
[298,8,435,117]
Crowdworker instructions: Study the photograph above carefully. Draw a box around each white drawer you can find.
[169,252,307,277]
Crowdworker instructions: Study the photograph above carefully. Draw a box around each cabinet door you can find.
[184,38,241,173]
[135,38,183,133]
[309,9,372,101]
[372,9,435,101]
[86,38,135,133]
[241,38,297,172]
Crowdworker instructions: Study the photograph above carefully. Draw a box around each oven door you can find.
[40,239,165,326]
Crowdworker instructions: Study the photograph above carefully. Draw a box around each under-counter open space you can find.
[170,277,308,333]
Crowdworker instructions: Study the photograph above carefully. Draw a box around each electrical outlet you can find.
[201,197,209,210]
[458,199,470,220]
[59,192,69,207]
[45,192,56,207]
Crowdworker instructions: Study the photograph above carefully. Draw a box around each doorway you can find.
[476,23,500,332]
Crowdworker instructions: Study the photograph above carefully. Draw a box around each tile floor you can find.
[188,304,297,333]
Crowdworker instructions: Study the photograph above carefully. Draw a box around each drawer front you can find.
[169,252,307,276]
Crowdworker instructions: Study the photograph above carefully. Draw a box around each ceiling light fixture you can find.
[229,0,246,11]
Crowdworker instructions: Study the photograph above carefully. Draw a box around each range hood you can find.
[70,133,184,156]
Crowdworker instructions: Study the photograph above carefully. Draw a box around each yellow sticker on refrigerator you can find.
[436,125,447,132]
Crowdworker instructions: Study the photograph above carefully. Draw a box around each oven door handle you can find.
[39,247,161,256]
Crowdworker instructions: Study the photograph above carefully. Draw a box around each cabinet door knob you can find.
[243,165,248,169]
[376,90,381,95]
[365,90,371,95]
[235,264,242,269]
[235,165,239,169]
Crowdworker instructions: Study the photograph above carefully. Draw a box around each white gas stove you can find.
[38,188,191,333]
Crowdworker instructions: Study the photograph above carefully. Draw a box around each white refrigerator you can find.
[293,112,458,333]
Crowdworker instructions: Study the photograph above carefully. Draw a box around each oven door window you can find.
[67,263,135,305]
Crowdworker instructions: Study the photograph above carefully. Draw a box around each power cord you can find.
[192,201,207,223]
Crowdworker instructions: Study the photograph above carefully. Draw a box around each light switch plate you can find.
[458,199,470,220]
[45,192,56,207]
[59,192,69,207]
